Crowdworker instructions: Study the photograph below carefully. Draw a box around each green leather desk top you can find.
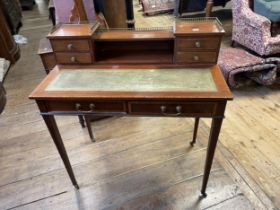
[45,68,217,92]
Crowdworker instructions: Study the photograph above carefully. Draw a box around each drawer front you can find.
[128,101,217,117]
[47,101,126,113]
[176,51,217,64]
[51,39,91,52]
[55,53,93,64]
[176,38,220,51]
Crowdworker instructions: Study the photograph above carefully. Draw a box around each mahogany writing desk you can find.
[29,64,232,196]
[38,17,226,141]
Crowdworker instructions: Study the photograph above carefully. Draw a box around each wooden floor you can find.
[0,1,279,209]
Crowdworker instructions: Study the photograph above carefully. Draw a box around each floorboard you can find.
[1,0,279,209]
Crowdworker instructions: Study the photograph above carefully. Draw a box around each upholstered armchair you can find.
[232,0,280,56]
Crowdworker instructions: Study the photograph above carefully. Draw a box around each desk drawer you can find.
[176,38,220,50]
[47,101,126,113]
[51,39,91,52]
[176,51,217,64]
[56,53,93,64]
[128,101,216,116]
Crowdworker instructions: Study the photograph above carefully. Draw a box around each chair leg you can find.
[85,116,95,142]
[190,117,200,146]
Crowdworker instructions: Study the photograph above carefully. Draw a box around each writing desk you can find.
[29,64,232,197]
[38,17,226,141]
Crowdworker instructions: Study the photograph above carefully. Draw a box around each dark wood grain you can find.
[206,0,214,17]
[55,52,93,64]
[38,38,55,73]
[176,37,220,50]
[128,101,216,117]
[51,39,91,52]
[0,4,20,64]
[94,31,174,41]
[175,51,218,64]
[37,101,79,189]
[46,19,224,66]
[102,0,128,28]
[201,116,225,196]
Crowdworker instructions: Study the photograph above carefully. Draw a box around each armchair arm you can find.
[265,35,280,55]
[268,35,280,45]
[240,5,271,30]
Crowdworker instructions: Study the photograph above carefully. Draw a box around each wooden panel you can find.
[95,40,174,64]
[175,20,225,35]
[55,52,92,64]
[0,5,20,64]
[128,101,217,116]
[94,31,174,41]
[176,51,217,64]
[47,100,126,112]
[95,40,174,51]
[51,39,91,52]
[39,53,56,71]
[102,0,127,28]
[37,38,53,54]
[176,37,220,50]
[96,50,173,64]
[47,24,96,38]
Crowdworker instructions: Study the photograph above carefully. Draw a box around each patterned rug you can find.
[218,47,280,88]
[141,0,175,15]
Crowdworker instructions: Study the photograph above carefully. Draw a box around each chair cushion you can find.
[254,0,280,22]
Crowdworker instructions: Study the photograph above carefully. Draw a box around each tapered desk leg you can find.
[190,117,200,146]
[85,115,95,142]
[78,115,85,128]
[201,117,223,197]
[42,115,79,189]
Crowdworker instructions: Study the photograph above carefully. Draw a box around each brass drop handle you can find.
[176,105,182,114]
[194,56,199,61]
[75,103,81,111]
[195,41,201,48]
[67,43,73,50]
[160,105,167,113]
[160,105,182,116]
[71,56,76,63]
[89,103,95,111]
